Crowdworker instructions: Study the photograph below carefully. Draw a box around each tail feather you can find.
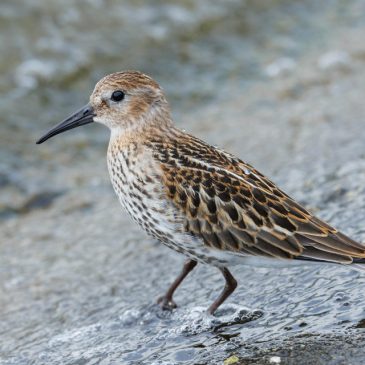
[294,226,365,266]
[353,258,365,264]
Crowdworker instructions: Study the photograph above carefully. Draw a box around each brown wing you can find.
[152,133,365,264]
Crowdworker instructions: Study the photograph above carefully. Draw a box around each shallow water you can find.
[1,0,365,364]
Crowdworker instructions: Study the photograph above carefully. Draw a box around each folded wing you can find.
[152,133,365,264]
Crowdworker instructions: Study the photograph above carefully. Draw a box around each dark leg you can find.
[158,259,198,310]
[208,267,237,315]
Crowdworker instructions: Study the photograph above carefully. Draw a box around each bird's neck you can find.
[109,114,177,150]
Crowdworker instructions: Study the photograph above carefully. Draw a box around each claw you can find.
[157,296,177,310]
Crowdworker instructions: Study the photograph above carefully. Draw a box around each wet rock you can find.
[318,51,352,71]
[0,190,64,219]
[15,59,58,89]
[354,319,365,328]
[0,172,11,187]
[19,191,64,213]
[264,58,296,78]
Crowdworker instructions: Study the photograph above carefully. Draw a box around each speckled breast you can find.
[106,140,236,266]
[107,141,185,246]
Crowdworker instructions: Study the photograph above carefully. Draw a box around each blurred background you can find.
[1,1,365,364]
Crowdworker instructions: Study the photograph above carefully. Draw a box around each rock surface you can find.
[1,0,365,364]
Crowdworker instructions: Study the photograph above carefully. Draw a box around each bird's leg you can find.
[158,259,198,310]
[208,267,237,315]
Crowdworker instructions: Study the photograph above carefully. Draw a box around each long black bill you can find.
[36,103,95,144]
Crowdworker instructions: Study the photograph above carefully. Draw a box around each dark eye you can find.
[111,90,125,102]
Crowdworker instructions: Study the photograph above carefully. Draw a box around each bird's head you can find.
[36,71,171,144]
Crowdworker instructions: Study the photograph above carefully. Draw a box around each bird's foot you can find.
[157,295,177,311]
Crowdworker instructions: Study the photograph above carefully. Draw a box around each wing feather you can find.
[150,133,365,264]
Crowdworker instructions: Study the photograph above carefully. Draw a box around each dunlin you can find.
[37,71,365,314]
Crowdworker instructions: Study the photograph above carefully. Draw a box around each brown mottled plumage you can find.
[37,70,365,314]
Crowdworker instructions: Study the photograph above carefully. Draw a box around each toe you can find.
[157,296,177,310]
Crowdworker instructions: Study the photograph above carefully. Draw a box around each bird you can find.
[37,70,365,315]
